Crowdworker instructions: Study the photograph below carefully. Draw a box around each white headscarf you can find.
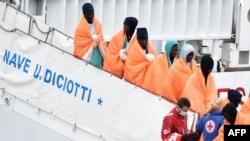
[181,44,195,61]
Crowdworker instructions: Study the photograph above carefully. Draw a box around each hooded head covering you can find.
[82,3,94,14]
[165,39,178,67]
[123,17,138,34]
[200,54,214,77]
[228,89,242,107]
[201,55,214,70]
[165,39,178,56]
[222,103,237,125]
[181,44,194,60]
[137,28,148,40]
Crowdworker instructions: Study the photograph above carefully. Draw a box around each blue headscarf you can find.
[164,39,178,67]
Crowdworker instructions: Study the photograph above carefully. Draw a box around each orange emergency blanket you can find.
[162,58,197,103]
[240,97,250,114]
[213,112,249,141]
[103,30,126,78]
[222,97,229,107]
[124,38,156,87]
[142,54,169,95]
[74,17,105,59]
[180,68,217,116]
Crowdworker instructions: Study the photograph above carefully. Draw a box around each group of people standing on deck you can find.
[73,3,199,96]
[161,89,250,141]
[73,2,250,141]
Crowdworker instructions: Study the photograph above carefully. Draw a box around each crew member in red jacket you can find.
[161,97,191,140]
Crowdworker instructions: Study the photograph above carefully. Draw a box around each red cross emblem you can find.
[205,120,215,133]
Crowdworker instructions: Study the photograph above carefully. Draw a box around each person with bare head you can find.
[195,97,224,141]
[161,97,190,140]
[161,97,200,141]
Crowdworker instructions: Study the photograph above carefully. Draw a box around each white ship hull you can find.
[0,0,250,141]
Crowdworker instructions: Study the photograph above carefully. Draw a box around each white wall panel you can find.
[185,0,199,36]
[220,0,234,36]
[47,0,66,32]
[138,0,151,28]
[149,0,163,36]
[42,0,234,41]
[197,0,210,36]
[102,0,115,39]
[65,0,78,36]
[0,2,6,22]
[113,0,127,35]
[209,0,222,36]
[162,0,175,36]
[174,0,187,36]
[127,0,139,18]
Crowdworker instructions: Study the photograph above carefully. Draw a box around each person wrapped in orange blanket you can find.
[240,94,250,114]
[74,3,106,69]
[124,28,156,87]
[222,89,242,108]
[181,55,217,117]
[103,17,138,78]
[162,43,197,103]
[213,103,250,141]
[142,39,179,95]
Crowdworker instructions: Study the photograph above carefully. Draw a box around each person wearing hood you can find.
[103,17,138,78]
[124,27,156,87]
[180,54,217,117]
[213,103,250,141]
[74,3,106,69]
[142,39,179,95]
[162,43,197,103]
[222,89,242,108]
